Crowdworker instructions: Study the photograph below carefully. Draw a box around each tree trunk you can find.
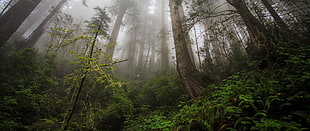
[160,0,169,70]
[261,0,300,42]
[169,0,202,98]
[149,39,156,72]
[104,5,128,64]
[0,0,41,41]
[0,0,14,16]
[63,25,101,130]
[27,0,67,45]
[176,3,196,67]
[126,28,137,79]
[227,0,273,55]
[262,0,290,32]
[193,26,202,69]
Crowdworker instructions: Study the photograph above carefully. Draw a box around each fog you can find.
[4,0,178,79]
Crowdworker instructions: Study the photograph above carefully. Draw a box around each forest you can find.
[0,0,309,130]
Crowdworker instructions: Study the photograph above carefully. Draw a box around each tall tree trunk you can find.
[169,0,202,98]
[177,3,196,67]
[0,0,41,41]
[193,26,202,69]
[227,0,273,56]
[137,1,149,72]
[149,39,156,72]
[261,0,300,42]
[137,35,145,70]
[104,5,128,64]
[160,0,169,70]
[262,0,290,32]
[26,0,67,45]
[126,29,137,79]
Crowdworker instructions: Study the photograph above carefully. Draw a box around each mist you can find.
[1,0,309,130]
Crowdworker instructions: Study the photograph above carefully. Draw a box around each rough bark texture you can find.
[169,0,202,98]
[176,3,196,67]
[0,0,41,41]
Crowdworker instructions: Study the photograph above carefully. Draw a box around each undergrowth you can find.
[124,43,310,131]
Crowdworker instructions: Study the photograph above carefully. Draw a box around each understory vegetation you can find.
[123,41,310,131]
[1,0,310,130]
[0,39,309,130]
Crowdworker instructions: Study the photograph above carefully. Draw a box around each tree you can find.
[261,0,297,41]
[227,0,274,58]
[63,8,111,129]
[104,0,134,64]
[169,0,203,98]
[26,0,67,46]
[160,0,169,70]
[0,0,41,41]
[86,7,111,36]
[0,0,15,16]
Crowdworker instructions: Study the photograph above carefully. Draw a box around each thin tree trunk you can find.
[169,0,202,98]
[63,25,100,130]
[0,0,41,41]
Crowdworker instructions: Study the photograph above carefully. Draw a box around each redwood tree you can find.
[104,0,133,64]
[227,0,274,56]
[0,0,41,41]
[169,0,202,98]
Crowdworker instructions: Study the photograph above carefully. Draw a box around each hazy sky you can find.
[62,0,112,21]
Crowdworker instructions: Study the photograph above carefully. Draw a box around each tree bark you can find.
[0,0,41,41]
[261,0,301,42]
[104,4,128,64]
[0,0,14,16]
[149,40,156,72]
[27,0,67,45]
[227,0,273,55]
[169,0,202,98]
[160,0,169,70]
[126,30,137,79]
[262,0,291,33]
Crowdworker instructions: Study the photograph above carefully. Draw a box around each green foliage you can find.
[123,71,187,130]
[0,48,58,129]
[124,111,174,131]
[172,64,310,130]
[86,6,111,36]
[127,71,186,109]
